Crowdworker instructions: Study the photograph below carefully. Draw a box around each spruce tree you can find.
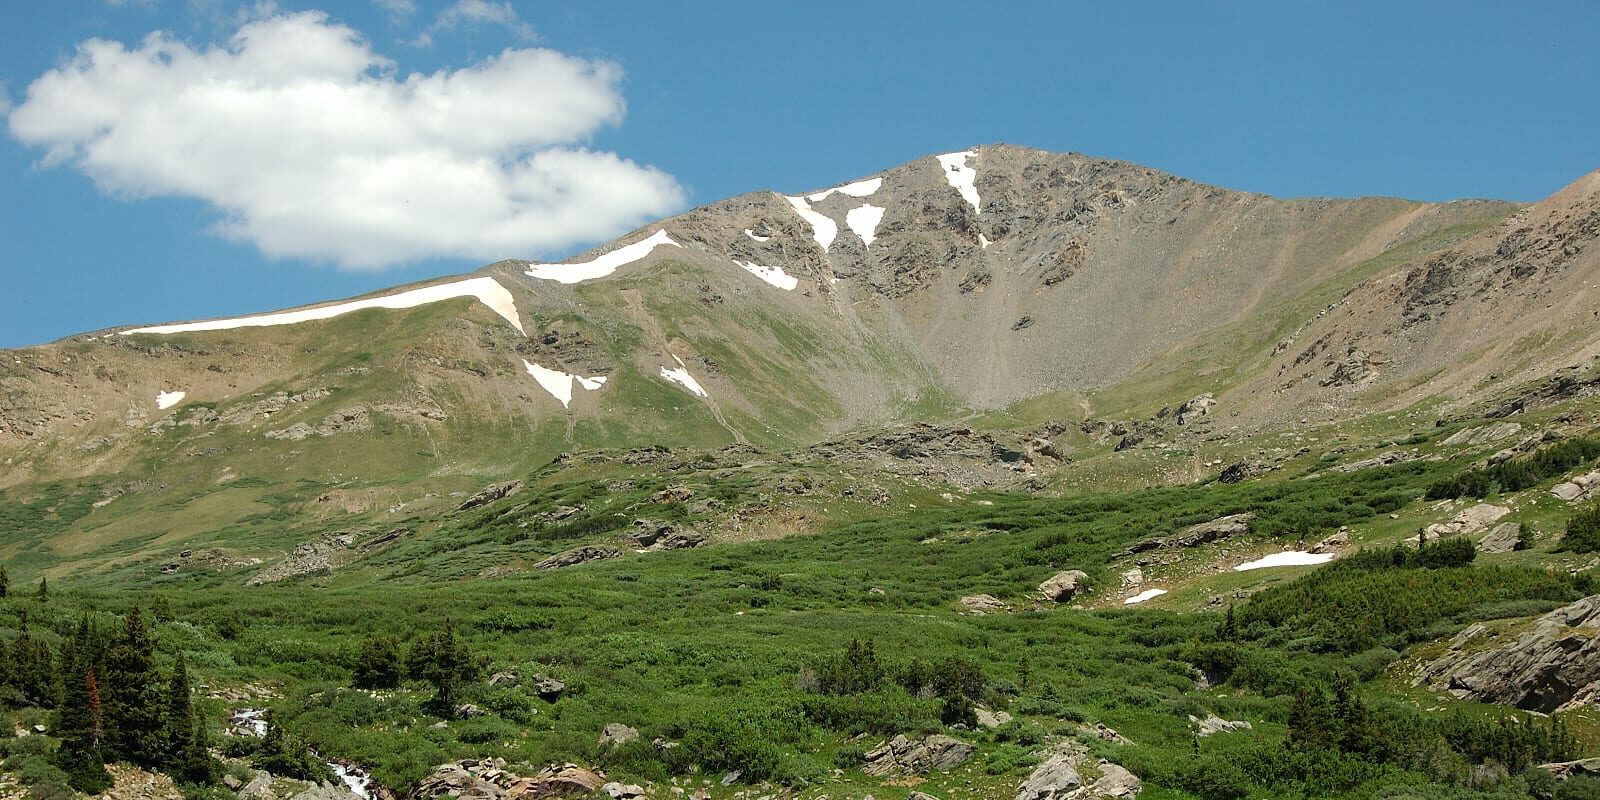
[35,576,47,602]
[407,619,482,711]
[166,655,214,784]
[55,666,112,794]
[0,564,9,598]
[102,607,166,764]
[352,634,403,690]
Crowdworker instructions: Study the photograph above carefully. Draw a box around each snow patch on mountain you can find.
[121,277,526,336]
[1233,551,1334,571]
[807,177,882,202]
[781,195,837,252]
[1123,588,1167,605]
[525,230,680,284]
[937,151,981,212]
[660,366,708,398]
[156,390,186,410]
[734,260,799,290]
[846,204,886,247]
[523,361,607,408]
[743,229,770,243]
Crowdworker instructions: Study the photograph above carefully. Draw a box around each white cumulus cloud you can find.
[6,10,685,269]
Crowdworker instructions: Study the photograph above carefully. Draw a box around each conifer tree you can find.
[166,654,215,783]
[102,607,166,764]
[0,564,9,598]
[35,576,47,602]
[352,634,403,690]
[407,619,482,710]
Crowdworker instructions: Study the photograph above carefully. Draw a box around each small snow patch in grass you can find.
[734,260,798,290]
[1232,551,1334,572]
[523,361,607,408]
[743,229,770,243]
[978,233,992,249]
[782,195,837,252]
[122,277,525,336]
[524,230,680,284]
[1124,588,1167,605]
[156,390,186,410]
[846,204,885,247]
[660,365,708,398]
[936,150,981,212]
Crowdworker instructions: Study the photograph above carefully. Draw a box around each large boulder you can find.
[1478,522,1523,554]
[1086,761,1142,798]
[960,594,1011,615]
[598,723,640,748]
[1014,751,1081,800]
[1190,714,1252,737]
[1415,594,1600,712]
[535,545,620,570]
[863,734,975,776]
[1039,570,1090,602]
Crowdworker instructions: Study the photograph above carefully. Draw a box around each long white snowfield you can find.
[734,260,799,291]
[936,151,981,213]
[1232,551,1335,571]
[524,230,681,284]
[846,204,886,247]
[782,195,838,252]
[121,276,526,336]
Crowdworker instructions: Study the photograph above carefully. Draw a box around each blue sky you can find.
[2,1,1597,348]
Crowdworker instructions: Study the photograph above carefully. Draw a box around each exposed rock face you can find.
[1085,762,1142,799]
[247,533,357,586]
[625,519,705,551]
[1174,393,1215,426]
[411,759,603,800]
[1415,595,1600,712]
[1039,570,1090,602]
[960,594,1011,615]
[1478,522,1523,554]
[862,734,976,776]
[1422,503,1510,541]
[1172,513,1255,547]
[1014,751,1081,800]
[535,545,620,570]
[1442,422,1522,447]
[1191,714,1253,737]
[458,481,522,511]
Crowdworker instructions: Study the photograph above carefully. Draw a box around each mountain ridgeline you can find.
[0,144,1597,574]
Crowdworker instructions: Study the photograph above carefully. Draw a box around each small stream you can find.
[230,708,374,800]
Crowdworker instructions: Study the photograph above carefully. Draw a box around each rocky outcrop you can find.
[1552,470,1600,502]
[1539,758,1600,780]
[625,519,704,551]
[1114,513,1256,560]
[1190,714,1252,737]
[534,545,620,570]
[976,707,1014,729]
[862,734,975,776]
[1015,750,1141,800]
[1415,595,1600,712]
[597,723,639,748]
[1422,503,1510,542]
[411,759,603,800]
[960,594,1010,615]
[1442,422,1522,448]
[1039,570,1089,602]
[1014,751,1080,800]
[246,533,357,586]
[1174,394,1215,426]
[458,481,522,512]
[1478,522,1523,554]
